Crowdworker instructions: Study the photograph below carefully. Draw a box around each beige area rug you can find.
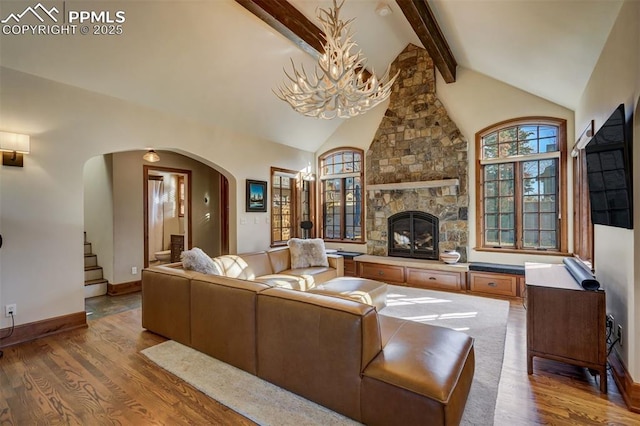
[142,285,509,425]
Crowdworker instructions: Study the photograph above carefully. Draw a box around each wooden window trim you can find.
[300,177,316,239]
[475,117,568,255]
[573,148,594,265]
[177,175,185,218]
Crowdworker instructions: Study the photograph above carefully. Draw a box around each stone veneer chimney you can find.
[365,44,469,261]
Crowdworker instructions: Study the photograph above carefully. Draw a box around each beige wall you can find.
[575,0,640,380]
[437,67,574,264]
[83,154,115,282]
[111,150,223,284]
[320,64,574,263]
[0,67,313,328]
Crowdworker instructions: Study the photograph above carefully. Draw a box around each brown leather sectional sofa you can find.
[142,248,475,425]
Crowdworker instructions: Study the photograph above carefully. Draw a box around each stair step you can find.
[84,280,108,298]
[83,234,106,297]
[85,278,108,287]
[85,266,103,281]
[84,254,97,268]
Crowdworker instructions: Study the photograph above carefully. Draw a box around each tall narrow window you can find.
[320,148,364,242]
[476,118,567,253]
[271,167,296,246]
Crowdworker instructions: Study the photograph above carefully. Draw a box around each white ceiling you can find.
[0,0,623,152]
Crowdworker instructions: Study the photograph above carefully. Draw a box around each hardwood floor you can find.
[1,294,639,425]
[495,300,639,425]
[0,298,253,426]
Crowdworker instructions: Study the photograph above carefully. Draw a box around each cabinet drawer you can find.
[406,268,462,291]
[359,263,405,283]
[469,272,517,297]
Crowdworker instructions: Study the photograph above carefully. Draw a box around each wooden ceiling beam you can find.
[236,0,373,81]
[235,0,324,59]
[396,0,457,83]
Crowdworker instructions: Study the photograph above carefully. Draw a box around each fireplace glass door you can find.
[388,211,439,259]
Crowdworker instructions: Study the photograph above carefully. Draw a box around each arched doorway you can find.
[83,149,230,298]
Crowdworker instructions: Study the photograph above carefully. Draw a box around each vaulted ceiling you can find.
[0,0,623,152]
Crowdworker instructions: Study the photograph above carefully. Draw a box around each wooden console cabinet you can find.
[525,263,607,393]
[334,251,364,277]
[343,258,357,277]
[170,234,185,263]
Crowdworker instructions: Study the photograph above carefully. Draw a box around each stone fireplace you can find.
[388,211,439,259]
[365,44,469,262]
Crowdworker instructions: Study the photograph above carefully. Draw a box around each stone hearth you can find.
[365,44,468,262]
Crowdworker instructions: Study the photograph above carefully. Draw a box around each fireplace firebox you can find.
[387,211,439,259]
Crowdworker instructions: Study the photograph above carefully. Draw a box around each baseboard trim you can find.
[108,280,141,296]
[609,350,640,413]
[0,311,87,349]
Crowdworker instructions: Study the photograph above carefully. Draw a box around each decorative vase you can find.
[440,250,461,264]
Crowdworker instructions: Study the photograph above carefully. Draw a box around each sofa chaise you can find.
[142,247,475,425]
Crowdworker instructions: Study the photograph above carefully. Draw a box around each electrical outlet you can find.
[606,314,614,328]
[131,266,138,275]
[5,304,16,317]
[617,324,623,347]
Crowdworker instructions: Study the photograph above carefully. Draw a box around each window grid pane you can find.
[521,158,559,249]
[344,177,362,240]
[320,150,364,241]
[323,179,342,239]
[272,176,294,244]
[484,162,515,247]
[480,122,561,251]
[482,125,559,160]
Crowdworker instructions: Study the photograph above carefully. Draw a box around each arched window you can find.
[476,118,568,253]
[319,148,364,242]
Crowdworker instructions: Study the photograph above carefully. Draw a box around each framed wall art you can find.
[246,179,267,212]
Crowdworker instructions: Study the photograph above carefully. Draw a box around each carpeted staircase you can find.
[84,232,109,298]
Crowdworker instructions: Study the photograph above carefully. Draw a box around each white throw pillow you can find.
[181,248,222,275]
[288,238,329,269]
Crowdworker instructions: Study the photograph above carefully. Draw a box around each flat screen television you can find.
[585,104,633,229]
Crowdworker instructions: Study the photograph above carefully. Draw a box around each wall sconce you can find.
[143,149,160,162]
[0,131,30,167]
[301,162,315,181]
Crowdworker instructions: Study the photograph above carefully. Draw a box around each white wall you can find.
[83,154,114,282]
[320,63,574,263]
[0,67,313,328]
[575,0,640,380]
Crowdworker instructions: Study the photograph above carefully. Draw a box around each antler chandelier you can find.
[275,0,399,119]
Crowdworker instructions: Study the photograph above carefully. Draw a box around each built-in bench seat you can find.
[468,262,525,275]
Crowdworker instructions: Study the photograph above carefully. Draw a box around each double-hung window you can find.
[320,148,364,242]
[476,118,567,253]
